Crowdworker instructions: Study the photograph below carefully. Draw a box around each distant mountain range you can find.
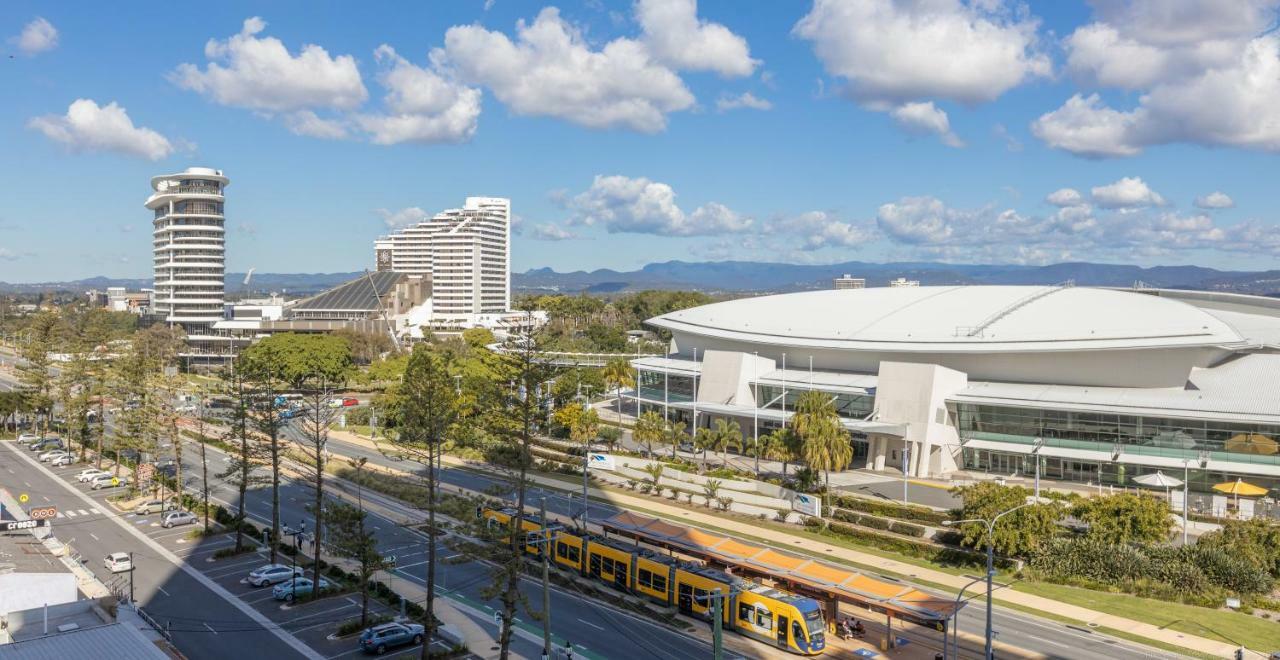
[5,261,1280,296]
[515,260,1280,296]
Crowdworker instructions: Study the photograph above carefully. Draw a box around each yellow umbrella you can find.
[1213,478,1269,497]
[1224,433,1279,455]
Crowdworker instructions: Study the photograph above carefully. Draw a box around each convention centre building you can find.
[630,284,1280,498]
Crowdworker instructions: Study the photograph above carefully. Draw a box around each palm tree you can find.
[793,390,851,509]
[633,410,665,457]
[601,358,636,423]
[642,462,664,493]
[694,426,718,465]
[710,418,742,468]
[760,428,797,476]
[702,478,722,508]
[665,419,688,460]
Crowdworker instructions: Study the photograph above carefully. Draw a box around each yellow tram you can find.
[480,506,826,655]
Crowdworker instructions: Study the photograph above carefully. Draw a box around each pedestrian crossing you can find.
[55,508,96,519]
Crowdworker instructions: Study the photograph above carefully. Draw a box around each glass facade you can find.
[637,370,695,403]
[954,402,1280,467]
[756,385,874,419]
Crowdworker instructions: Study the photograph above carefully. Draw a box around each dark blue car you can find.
[358,622,424,655]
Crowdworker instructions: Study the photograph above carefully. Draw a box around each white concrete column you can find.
[872,437,887,471]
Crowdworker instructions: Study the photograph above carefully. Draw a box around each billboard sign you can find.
[587,453,616,471]
[792,493,822,517]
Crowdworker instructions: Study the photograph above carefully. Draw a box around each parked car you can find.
[175,404,197,414]
[161,511,197,528]
[90,473,127,490]
[246,563,304,587]
[272,576,332,602]
[359,622,425,655]
[51,453,75,466]
[17,433,39,443]
[39,449,70,462]
[29,438,63,452]
[342,397,359,407]
[135,499,177,515]
[104,552,132,573]
[76,468,109,482]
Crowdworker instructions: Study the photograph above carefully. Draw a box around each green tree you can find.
[952,483,1065,557]
[760,427,800,477]
[1072,493,1172,545]
[601,357,636,423]
[216,361,268,554]
[633,410,665,457]
[244,333,353,389]
[702,478,722,508]
[461,327,496,349]
[325,494,386,627]
[642,462,664,493]
[397,345,458,651]
[331,327,395,365]
[481,319,556,660]
[1197,518,1280,579]
[793,390,851,504]
[665,419,688,460]
[16,311,60,437]
[707,418,742,468]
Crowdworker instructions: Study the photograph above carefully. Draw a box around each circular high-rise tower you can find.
[146,167,229,355]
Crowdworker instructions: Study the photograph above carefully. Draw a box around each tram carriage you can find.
[480,506,826,655]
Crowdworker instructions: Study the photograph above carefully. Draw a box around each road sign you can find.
[18,493,28,503]
[2,520,48,532]
[383,555,396,568]
[28,506,57,520]
[111,477,120,487]
[493,610,502,628]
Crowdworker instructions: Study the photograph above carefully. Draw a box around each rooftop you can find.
[649,285,1248,353]
[292,271,402,312]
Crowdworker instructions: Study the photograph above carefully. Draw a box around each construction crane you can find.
[364,269,403,352]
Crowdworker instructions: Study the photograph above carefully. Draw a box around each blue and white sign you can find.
[587,453,616,471]
[792,493,821,517]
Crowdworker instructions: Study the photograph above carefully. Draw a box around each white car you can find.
[104,552,132,573]
[77,469,110,482]
[161,511,197,528]
[327,398,344,408]
[17,433,39,443]
[90,474,127,490]
[39,449,70,462]
[246,563,304,587]
[51,453,75,466]
[176,404,197,414]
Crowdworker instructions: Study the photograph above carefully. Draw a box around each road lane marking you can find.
[65,510,77,518]
[89,533,99,541]
[577,618,605,631]
[90,508,100,514]
[204,622,218,635]
[41,495,49,502]
[157,586,171,597]
[76,509,89,516]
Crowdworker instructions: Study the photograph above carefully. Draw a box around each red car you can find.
[342,397,359,407]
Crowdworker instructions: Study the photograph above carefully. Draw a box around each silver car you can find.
[161,511,197,528]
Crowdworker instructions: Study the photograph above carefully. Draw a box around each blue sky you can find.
[2,0,1279,282]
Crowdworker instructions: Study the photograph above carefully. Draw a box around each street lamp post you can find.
[942,501,1038,660]
[946,577,984,660]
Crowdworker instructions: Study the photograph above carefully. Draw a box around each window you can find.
[756,609,772,630]
[638,569,667,593]
[738,604,753,622]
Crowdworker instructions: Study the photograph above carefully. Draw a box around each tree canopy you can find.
[951,483,1065,557]
[1072,492,1172,545]
[240,333,353,387]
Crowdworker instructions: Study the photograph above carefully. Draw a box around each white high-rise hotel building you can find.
[375,197,511,320]
[145,167,230,360]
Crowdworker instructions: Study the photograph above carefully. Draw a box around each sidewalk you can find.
[330,428,1237,658]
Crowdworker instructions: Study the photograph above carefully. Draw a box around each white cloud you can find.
[172,17,367,113]
[876,197,958,245]
[1090,176,1165,209]
[566,174,751,236]
[530,223,578,241]
[1041,2,1280,156]
[793,0,1050,106]
[1195,191,1235,209]
[376,207,428,229]
[1046,188,1085,207]
[1030,93,1143,158]
[890,102,964,147]
[0,247,22,261]
[284,111,349,139]
[28,99,175,161]
[767,211,874,250]
[435,8,694,133]
[635,0,757,77]
[11,17,57,56]
[716,92,772,112]
[355,45,481,145]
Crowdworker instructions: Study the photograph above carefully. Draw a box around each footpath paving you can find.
[329,429,1237,659]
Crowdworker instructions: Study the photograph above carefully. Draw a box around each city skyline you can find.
[4,1,1280,282]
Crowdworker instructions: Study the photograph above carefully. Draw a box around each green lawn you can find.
[1013,581,1280,652]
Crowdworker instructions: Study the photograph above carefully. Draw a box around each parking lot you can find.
[31,452,460,660]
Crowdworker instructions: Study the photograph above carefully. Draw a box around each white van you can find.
[104,552,132,573]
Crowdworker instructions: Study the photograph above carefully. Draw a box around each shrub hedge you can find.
[831,494,949,525]
[805,517,1007,570]
[830,507,927,538]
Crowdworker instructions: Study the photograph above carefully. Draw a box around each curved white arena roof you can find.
[648,286,1247,353]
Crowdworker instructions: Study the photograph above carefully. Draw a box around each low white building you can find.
[631,285,1280,494]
